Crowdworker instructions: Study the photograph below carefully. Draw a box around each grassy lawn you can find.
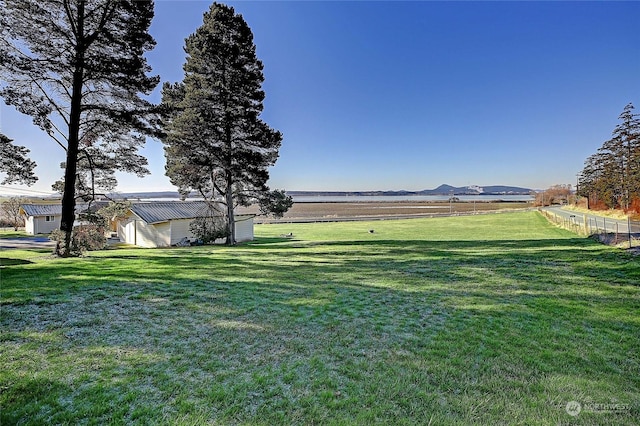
[1,212,638,425]
[0,229,28,238]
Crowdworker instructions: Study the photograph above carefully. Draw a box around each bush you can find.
[50,225,107,256]
[627,198,640,219]
[47,201,128,256]
[189,216,228,245]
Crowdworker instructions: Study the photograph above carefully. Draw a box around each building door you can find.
[126,220,136,245]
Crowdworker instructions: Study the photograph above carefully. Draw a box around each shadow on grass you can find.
[2,237,637,302]
[0,257,34,267]
[2,233,637,318]
[246,236,298,245]
[1,235,639,424]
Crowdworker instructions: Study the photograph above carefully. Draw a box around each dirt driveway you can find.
[0,236,56,250]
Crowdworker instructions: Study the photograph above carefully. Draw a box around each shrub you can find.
[50,224,107,256]
[189,215,228,245]
[627,198,640,219]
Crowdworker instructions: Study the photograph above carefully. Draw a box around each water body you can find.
[125,194,535,203]
[292,194,535,203]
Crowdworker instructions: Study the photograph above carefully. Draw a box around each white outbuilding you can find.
[117,201,254,248]
[19,204,62,235]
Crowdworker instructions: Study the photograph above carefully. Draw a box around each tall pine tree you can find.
[0,0,160,256]
[0,133,37,186]
[161,3,289,244]
[578,103,640,210]
[608,103,640,208]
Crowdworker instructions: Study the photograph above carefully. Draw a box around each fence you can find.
[539,209,640,247]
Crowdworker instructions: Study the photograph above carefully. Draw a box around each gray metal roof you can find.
[21,201,251,224]
[130,201,226,224]
[20,204,62,216]
[20,202,108,217]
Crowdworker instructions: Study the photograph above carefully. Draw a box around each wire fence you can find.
[539,209,640,247]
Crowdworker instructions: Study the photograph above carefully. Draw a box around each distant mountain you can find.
[287,184,533,197]
[96,184,533,200]
[417,184,533,195]
[107,191,184,199]
[481,185,534,194]
[429,184,458,194]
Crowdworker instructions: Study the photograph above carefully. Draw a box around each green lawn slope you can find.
[1,212,638,424]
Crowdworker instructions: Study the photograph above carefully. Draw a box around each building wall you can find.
[117,214,254,247]
[169,216,253,245]
[25,215,60,235]
[234,216,254,242]
[25,216,35,235]
[152,222,171,247]
[133,221,167,248]
[117,218,136,245]
[118,217,169,248]
[169,219,196,245]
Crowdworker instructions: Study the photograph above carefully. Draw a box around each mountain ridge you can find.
[2,185,534,200]
[102,184,533,199]
[287,184,533,197]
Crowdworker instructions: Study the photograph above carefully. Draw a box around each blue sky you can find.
[1,0,639,195]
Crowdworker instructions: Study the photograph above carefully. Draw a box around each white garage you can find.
[19,204,62,235]
[117,201,254,248]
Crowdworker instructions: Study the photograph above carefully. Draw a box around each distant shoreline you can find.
[290,199,531,203]
[72,184,535,201]
[290,194,534,203]
[242,199,534,223]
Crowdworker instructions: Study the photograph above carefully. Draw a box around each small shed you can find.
[117,201,254,248]
[20,202,111,235]
[20,204,62,235]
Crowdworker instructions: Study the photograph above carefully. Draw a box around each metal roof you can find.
[20,204,62,216]
[20,202,106,217]
[21,201,252,224]
[130,201,233,224]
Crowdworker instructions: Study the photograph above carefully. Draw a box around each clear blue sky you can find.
[1,0,639,196]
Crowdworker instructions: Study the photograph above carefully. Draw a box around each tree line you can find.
[577,103,640,212]
[0,1,291,256]
[533,184,573,207]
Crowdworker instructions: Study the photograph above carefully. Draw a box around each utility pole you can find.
[449,190,453,214]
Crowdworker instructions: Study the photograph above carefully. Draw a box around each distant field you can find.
[244,200,533,222]
[1,212,638,424]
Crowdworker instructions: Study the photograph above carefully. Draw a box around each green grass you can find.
[0,229,27,238]
[1,212,638,425]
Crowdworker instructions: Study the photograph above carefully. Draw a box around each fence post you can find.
[583,215,588,235]
[629,216,632,248]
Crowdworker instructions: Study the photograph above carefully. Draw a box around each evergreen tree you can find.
[0,133,37,185]
[0,0,160,256]
[608,103,640,208]
[161,3,289,244]
[578,152,611,208]
[578,103,640,210]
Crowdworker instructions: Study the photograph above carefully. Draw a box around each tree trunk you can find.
[223,93,235,245]
[57,0,85,256]
[225,173,235,245]
[58,118,80,255]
